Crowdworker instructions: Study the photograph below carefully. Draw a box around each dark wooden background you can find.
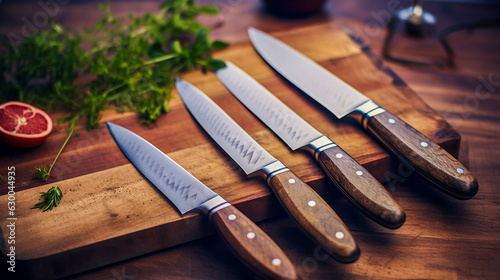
[1,0,499,279]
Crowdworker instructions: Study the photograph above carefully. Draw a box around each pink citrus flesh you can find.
[0,101,53,148]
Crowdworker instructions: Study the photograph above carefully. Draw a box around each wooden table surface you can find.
[1,0,499,279]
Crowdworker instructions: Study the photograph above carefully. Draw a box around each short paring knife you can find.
[216,62,406,229]
[107,122,298,280]
[248,27,478,200]
[175,78,360,263]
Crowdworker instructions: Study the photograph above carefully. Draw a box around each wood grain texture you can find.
[0,1,469,278]
[0,0,497,279]
[25,0,497,279]
[269,171,359,263]
[317,145,405,228]
[211,205,298,280]
[367,111,478,199]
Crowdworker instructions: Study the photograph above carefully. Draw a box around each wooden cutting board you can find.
[0,23,461,279]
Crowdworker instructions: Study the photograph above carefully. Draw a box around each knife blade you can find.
[248,27,478,200]
[107,122,298,280]
[216,61,406,229]
[176,78,360,263]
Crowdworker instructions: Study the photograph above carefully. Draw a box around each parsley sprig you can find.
[32,185,63,211]
[1,0,228,181]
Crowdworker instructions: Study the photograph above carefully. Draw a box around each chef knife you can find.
[216,61,406,229]
[248,27,478,200]
[176,78,360,263]
[107,122,298,280]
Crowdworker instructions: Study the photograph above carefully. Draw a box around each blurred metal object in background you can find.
[397,0,436,36]
[383,0,500,67]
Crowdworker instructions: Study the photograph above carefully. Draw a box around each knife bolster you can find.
[303,135,338,160]
[252,161,289,185]
[349,100,386,128]
[198,195,231,220]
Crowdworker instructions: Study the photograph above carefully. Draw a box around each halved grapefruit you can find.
[0,101,53,148]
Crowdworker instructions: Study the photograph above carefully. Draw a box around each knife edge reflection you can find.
[175,78,360,263]
[216,61,323,150]
[247,27,478,199]
[175,78,277,175]
[106,122,300,280]
[106,122,219,214]
[248,27,369,119]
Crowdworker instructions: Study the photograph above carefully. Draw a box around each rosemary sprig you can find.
[32,185,63,211]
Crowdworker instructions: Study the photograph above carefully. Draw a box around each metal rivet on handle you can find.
[272,258,281,266]
[228,214,236,221]
[388,118,395,124]
[356,170,363,176]
[288,178,295,184]
[457,168,464,174]
[421,141,428,147]
[335,231,345,239]
[336,153,343,158]
[308,200,316,207]
[247,232,255,239]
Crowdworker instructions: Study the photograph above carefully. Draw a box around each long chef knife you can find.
[248,27,478,200]
[176,78,360,263]
[107,122,298,280]
[217,62,406,229]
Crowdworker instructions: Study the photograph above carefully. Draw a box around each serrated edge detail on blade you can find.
[176,79,276,175]
[217,62,322,150]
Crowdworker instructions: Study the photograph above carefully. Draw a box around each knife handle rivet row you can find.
[247,232,256,239]
[335,232,345,239]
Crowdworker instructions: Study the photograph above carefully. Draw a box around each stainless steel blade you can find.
[107,122,218,214]
[217,62,322,150]
[175,78,277,175]
[248,27,369,119]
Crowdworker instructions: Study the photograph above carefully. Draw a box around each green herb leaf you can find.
[34,166,49,182]
[32,185,63,212]
[1,0,228,127]
[211,40,230,50]
[206,59,227,70]
[0,1,228,182]
[196,5,220,15]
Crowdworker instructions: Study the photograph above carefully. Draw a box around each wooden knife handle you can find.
[211,205,298,280]
[366,111,478,199]
[268,170,360,263]
[317,145,406,229]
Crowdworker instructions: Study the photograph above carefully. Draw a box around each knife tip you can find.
[105,121,114,129]
[247,27,257,36]
[215,61,233,76]
[174,76,183,85]
[175,78,186,94]
[248,27,266,36]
